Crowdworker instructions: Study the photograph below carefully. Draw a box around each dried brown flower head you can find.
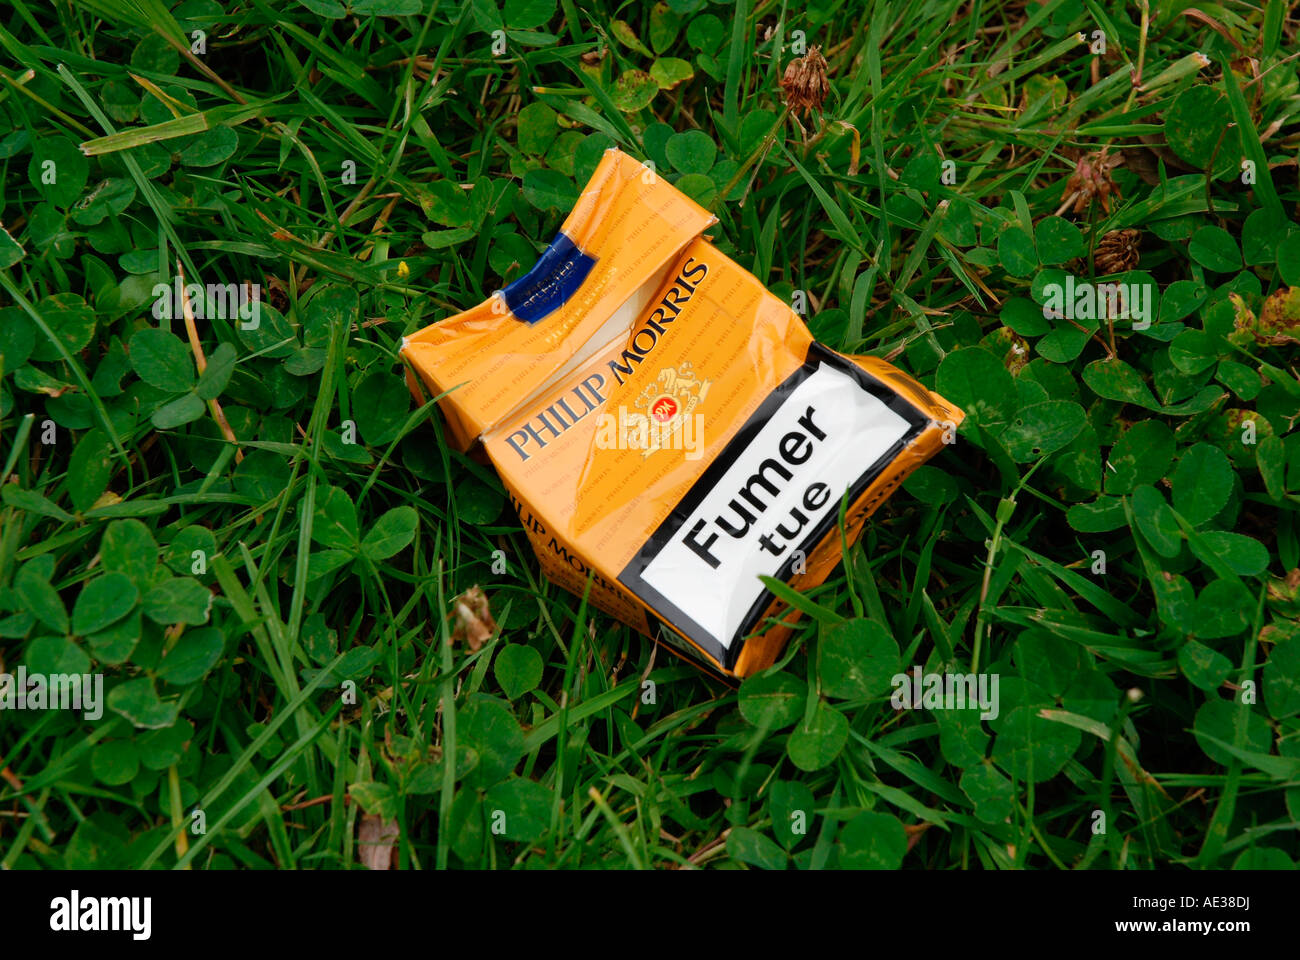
[1064,149,1123,214]
[780,46,829,116]
[1093,228,1140,274]
[450,585,497,651]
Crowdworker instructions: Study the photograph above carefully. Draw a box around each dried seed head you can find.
[450,585,497,651]
[780,45,830,116]
[1064,149,1123,215]
[1093,228,1141,275]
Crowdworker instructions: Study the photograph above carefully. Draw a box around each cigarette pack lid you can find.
[401,149,718,450]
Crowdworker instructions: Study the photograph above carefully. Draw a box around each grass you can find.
[1,0,1299,870]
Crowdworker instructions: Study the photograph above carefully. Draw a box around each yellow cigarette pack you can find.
[402,149,964,679]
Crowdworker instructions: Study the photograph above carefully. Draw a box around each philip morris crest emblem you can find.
[630,361,711,457]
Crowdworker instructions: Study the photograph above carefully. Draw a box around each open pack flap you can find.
[401,149,717,449]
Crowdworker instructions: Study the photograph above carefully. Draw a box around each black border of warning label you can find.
[617,342,930,671]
